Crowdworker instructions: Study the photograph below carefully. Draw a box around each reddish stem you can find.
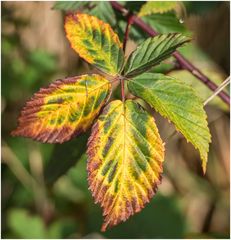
[123,13,134,52]
[121,13,134,102]
[111,1,230,106]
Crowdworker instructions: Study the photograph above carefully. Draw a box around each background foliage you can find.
[1,1,230,238]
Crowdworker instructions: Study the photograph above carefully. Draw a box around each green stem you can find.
[121,77,125,102]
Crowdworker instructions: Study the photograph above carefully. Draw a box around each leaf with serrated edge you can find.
[65,13,124,76]
[12,74,111,143]
[124,33,190,77]
[139,1,178,16]
[90,2,116,26]
[87,100,164,231]
[128,73,211,173]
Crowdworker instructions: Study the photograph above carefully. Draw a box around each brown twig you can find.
[111,1,230,106]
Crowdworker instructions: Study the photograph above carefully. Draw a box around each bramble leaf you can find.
[128,73,211,173]
[124,33,190,77]
[87,100,164,231]
[138,1,178,16]
[12,74,111,143]
[90,1,116,26]
[54,2,116,26]
[65,13,124,76]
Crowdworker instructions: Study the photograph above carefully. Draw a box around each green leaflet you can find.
[142,13,188,35]
[124,33,190,77]
[90,1,116,26]
[54,2,116,27]
[138,1,178,16]
[128,73,211,173]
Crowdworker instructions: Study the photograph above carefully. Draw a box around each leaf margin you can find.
[124,33,191,77]
[64,13,125,76]
[87,99,165,231]
[11,74,112,144]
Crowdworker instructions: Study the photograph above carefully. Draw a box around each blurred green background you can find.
[1,1,230,239]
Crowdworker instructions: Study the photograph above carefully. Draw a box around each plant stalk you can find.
[123,13,134,52]
[121,77,125,102]
[111,1,230,106]
[121,13,134,102]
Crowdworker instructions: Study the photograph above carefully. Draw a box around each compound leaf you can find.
[128,73,211,173]
[124,33,190,77]
[12,74,111,143]
[139,1,178,16]
[65,13,124,76]
[87,100,164,231]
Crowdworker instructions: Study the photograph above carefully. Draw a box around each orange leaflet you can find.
[12,74,111,143]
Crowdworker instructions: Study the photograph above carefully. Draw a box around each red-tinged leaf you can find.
[12,74,111,143]
[87,100,165,231]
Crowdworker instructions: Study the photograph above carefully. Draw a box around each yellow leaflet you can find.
[87,100,165,231]
[12,74,111,143]
[65,13,124,76]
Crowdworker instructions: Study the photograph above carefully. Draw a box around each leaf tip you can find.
[201,153,208,175]
[10,126,28,139]
[202,162,207,175]
[101,223,107,232]
[10,128,19,137]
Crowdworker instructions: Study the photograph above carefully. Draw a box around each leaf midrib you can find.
[77,24,120,74]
